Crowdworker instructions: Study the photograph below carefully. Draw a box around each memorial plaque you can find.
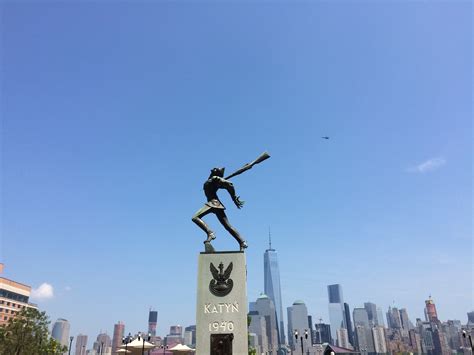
[210,333,233,355]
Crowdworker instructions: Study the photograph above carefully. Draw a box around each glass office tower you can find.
[264,236,285,346]
[52,318,70,349]
[327,284,346,344]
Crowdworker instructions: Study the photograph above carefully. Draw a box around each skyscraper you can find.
[248,311,269,355]
[336,328,350,349]
[387,306,402,329]
[372,326,387,354]
[75,334,88,355]
[432,328,450,355]
[353,308,370,328]
[51,318,70,350]
[327,284,346,344]
[328,284,343,303]
[314,321,332,344]
[93,333,112,354]
[425,296,438,322]
[376,307,385,328]
[264,233,285,345]
[253,294,279,352]
[344,303,354,346]
[165,325,183,347]
[354,326,368,353]
[409,329,423,354]
[149,310,158,336]
[399,308,411,336]
[308,315,315,345]
[467,311,474,327]
[353,309,374,353]
[170,325,183,335]
[112,321,125,354]
[364,302,378,327]
[444,320,462,351]
[417,318,435,353]
[184,325,196,347]
[287,300,311,352]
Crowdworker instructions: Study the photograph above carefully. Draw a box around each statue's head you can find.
[209,167,225,178]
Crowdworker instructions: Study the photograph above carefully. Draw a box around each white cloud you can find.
[408,157,446,173]
[31,283,54,300]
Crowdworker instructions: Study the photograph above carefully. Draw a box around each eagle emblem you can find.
[209,262,233,297]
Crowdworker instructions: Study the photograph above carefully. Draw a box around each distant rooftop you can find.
[293,300,305,305]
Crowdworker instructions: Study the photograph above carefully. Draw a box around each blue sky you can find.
[1,0,472,344]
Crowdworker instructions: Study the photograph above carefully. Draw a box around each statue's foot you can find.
[239,240,248,251]
[204,241,215,253]
[205,232,216,243]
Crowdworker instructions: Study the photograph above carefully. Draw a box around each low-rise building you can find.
[0,263,37,326]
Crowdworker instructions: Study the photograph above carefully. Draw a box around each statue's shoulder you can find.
[204,176,230,189]
[204,176,220,187]
[209,176,225,183]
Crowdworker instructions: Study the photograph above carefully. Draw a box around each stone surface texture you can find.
[196,251,248,355]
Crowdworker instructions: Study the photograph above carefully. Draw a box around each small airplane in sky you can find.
[321,136,330,140]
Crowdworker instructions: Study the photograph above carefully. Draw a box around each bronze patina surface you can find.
[192,152,270,252]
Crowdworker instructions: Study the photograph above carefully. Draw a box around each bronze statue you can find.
[192,152,270,252]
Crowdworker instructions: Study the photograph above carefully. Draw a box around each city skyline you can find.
[50,290,472,353]
[15,254,470,353]
[3,252,470,354]
[3,248,470,353]
[2,0,471,346]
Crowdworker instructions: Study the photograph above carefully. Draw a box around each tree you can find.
[0,307,67,355]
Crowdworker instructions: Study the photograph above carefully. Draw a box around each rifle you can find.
[225,152,270,180]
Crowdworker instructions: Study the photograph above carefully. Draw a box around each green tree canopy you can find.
[0,307,67,355]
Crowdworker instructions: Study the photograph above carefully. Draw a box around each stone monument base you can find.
[196,251,248,355]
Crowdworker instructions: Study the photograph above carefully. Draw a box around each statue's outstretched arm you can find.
[219,178,245,209]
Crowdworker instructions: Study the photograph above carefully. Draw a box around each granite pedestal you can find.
[196,251,248,355]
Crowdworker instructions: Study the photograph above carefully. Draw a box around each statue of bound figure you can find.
[192,152,270,252]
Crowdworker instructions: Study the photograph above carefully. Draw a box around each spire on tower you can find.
[267,227,275,251]
[269,227,272,250]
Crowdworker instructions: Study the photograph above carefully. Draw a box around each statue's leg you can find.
[192,205,216,242]
[216,210,247,250]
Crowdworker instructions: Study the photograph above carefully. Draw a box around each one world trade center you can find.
[264,233,286,347]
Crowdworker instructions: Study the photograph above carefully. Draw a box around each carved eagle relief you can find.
[209,262,233,297]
